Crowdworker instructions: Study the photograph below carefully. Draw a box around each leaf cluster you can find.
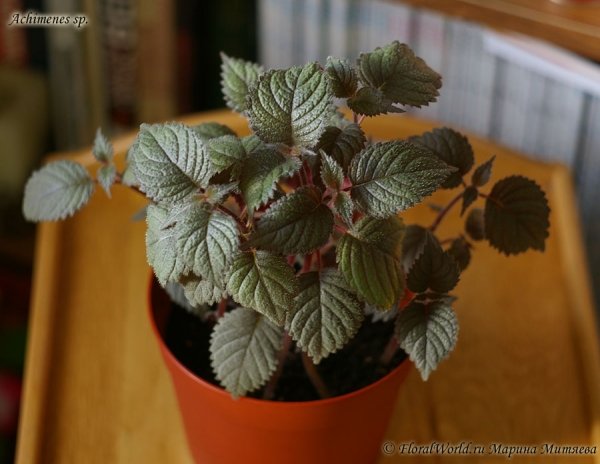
[22,44,550,397]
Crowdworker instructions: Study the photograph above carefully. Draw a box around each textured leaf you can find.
[175,204,239,284]
[334,191,354,226]
[226,251,298,325]
[286,269,364,363]
[356,41,442,108]
[92,128,114,162]
[408,128,474,189]
[447,237,471,271]
[241,134,265,154]
[98,164,116,198]
[465,207,485,241]
[244,186,334,254]
[320,152,344,190]
[406,231,460,293]
[336,215,405,309]
[472,155,495,187]
[146,203,189,286]
[325,57,358,98]
[349,140,452,217]
[23,160,95,222]
[239,148,302,212]
[484,176,550,255]
[461,186,479,216]
[121,165,138,187]
[401,224,429,273]
[247,63,333,147]
[315,124,366,172]
[396,300,458,380]
[346,87,404,117]
[206,135,246,174]
[210,307,283,398]
[193,122,236,143]
[182,274,227,307]
[132,123,213,203]
[220,53,263,113]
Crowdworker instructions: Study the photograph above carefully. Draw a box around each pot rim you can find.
[148,272,411,408]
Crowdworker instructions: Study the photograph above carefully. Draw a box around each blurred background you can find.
[1,0,599,462]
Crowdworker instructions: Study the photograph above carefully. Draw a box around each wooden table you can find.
[15,109,600,463]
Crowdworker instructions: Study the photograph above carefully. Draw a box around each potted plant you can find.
[22,41,550,464]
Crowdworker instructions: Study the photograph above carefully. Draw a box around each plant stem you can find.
[316,248,323,270]
[357,114,366,125]
[380,334,399,366]
[302,352,330,399]
[216,204,248,234]
[114,178,147,198]
[479,191,503,208]
[299,165,308,186]
[302,253,313,273]
[303,162,313,185]
[217,298,228,319]
[334,224,348,234]
[262,331,293,400]
[428,190,465,233]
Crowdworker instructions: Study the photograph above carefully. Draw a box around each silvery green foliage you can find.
[395,299,458,381]
[286,269,364,363]
[23,160,95,221]
[210,307,283,399]
[22,42,551,391]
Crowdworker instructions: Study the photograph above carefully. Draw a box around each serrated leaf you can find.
[210,307,283,398]
[484,176,550,255]
[206,135,246,174]
[286,269,364,363]
[181,274,227,307]
[92,128,114,162]
[247,63,333,147]
[175,204,239,285]
[220,53,263,113]
[447,237,471,271]
[241,134,265,154]
[406,231,460,293]
[244,186,334,254]
[356,41,442,108]
[401,224,429,273]
[408,128,474,189]
[203,182,238,204]
[315,124,366,172]
[132,122,213,203]
[146,203,189,286]
[98,164,116,198]
[334,191,354,226]
[349,140,452,217]
[472,155,495,187]
[239,148,302,212]
[346,87,404,117]
[465,207,485,241]
[23,160,95,222]
[192,122,236,143]
[320,152,344,190]
[396,300,458,380]
[461,186,478,216]
[336,215,405,309]
[325,57,358,98]
[226,250,298,325]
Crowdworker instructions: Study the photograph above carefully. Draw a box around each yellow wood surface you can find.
[15,109,600,463]
[393,0,600,62]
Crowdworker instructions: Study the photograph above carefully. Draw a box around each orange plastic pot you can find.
[149,277,411,464]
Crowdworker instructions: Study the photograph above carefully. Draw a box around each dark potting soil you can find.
[164,304,407,402]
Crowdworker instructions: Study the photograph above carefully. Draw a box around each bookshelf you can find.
[394,0,600,62]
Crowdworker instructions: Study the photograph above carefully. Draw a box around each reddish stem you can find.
[217,298,228,319]
[334,224,348,234]
[263,331,293,400]
[303,162,313,185]
[380,335,399,366]
[217,204,248,234]
[302,253,313,273]
[302,352,330,399]
[316,249,323,270]
[428,190,465,233]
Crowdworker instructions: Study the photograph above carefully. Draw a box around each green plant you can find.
[22,41,550,399]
